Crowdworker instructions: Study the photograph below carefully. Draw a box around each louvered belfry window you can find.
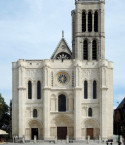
[88,11,92,32]
[82,11,86,32]
[94,11,98,32]
[92,40,97,60]
[83,40,88,60]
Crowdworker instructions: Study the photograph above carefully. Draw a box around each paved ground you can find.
[3,141,118,145]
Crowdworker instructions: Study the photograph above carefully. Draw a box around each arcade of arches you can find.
[25,116,99,140]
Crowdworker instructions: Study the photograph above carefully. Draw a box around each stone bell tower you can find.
[72,0,105,61]
[71,0,113,140]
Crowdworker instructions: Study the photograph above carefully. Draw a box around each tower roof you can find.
[117,97,125,109]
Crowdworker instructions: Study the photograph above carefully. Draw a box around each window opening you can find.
[83,40,88,60]
[28,81,32,99]
[84,81,88,99]
[82,11,86,32]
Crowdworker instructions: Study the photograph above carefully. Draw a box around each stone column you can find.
[76,4,81,33]
[74,88,81,140]
[75,37,82,60]
[18,66,26,138]
[74,65,82,140]
[88,40,92,61]
[43,89,50,140]
[18,88,24,137]
[100,88,107,139]
[100,66,107,140]
[43,65,50,140]
[33,81,37,100]
[88,80,92,99]
[100,3,105,59]
[97,39,101,60]
[86,12,88,33]
[68,98,73,112]
[56,97,58,112]
[92,11,94,32]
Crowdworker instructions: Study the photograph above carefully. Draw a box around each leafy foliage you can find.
[0,94,10,133]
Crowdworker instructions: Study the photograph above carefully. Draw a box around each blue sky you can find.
[0,0,125,108]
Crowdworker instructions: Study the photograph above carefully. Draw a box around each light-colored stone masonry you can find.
[12,0,113,141]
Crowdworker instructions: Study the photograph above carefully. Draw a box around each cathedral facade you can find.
[12,0,113,141]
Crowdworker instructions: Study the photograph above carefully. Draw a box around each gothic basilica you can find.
[12,0,113,141]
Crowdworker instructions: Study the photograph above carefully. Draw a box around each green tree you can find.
[0,94,10,132]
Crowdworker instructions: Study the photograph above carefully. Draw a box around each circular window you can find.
[56,72,70,86]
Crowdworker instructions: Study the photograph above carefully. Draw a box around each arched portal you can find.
[81,119,100,139]
[25,119,43,140]
[58,94,66,112]
[50,115,74,140]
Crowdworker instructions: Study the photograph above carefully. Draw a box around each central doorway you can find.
[57,127,67,139]
[86,128,93,139]
[31,128,38,140]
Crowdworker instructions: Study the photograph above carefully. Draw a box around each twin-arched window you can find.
[84,80,97,99]
[28,81,41,99]
[83,40,97,60]
[82,10,98,32]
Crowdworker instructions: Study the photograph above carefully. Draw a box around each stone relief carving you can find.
[51,115,73,127]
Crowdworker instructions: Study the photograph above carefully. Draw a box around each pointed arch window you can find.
[37,81,41,99]
[33,109,37,118]
[83,40,88,60]
[93,81,97,99]
[84,81,88,99]
[88,11,92,32]
[88,108,92,117]
[82,11,86,32]
[92,40,97,60]
[28,81,32,99]
[94,11,98,32]
[58,94,66,112]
